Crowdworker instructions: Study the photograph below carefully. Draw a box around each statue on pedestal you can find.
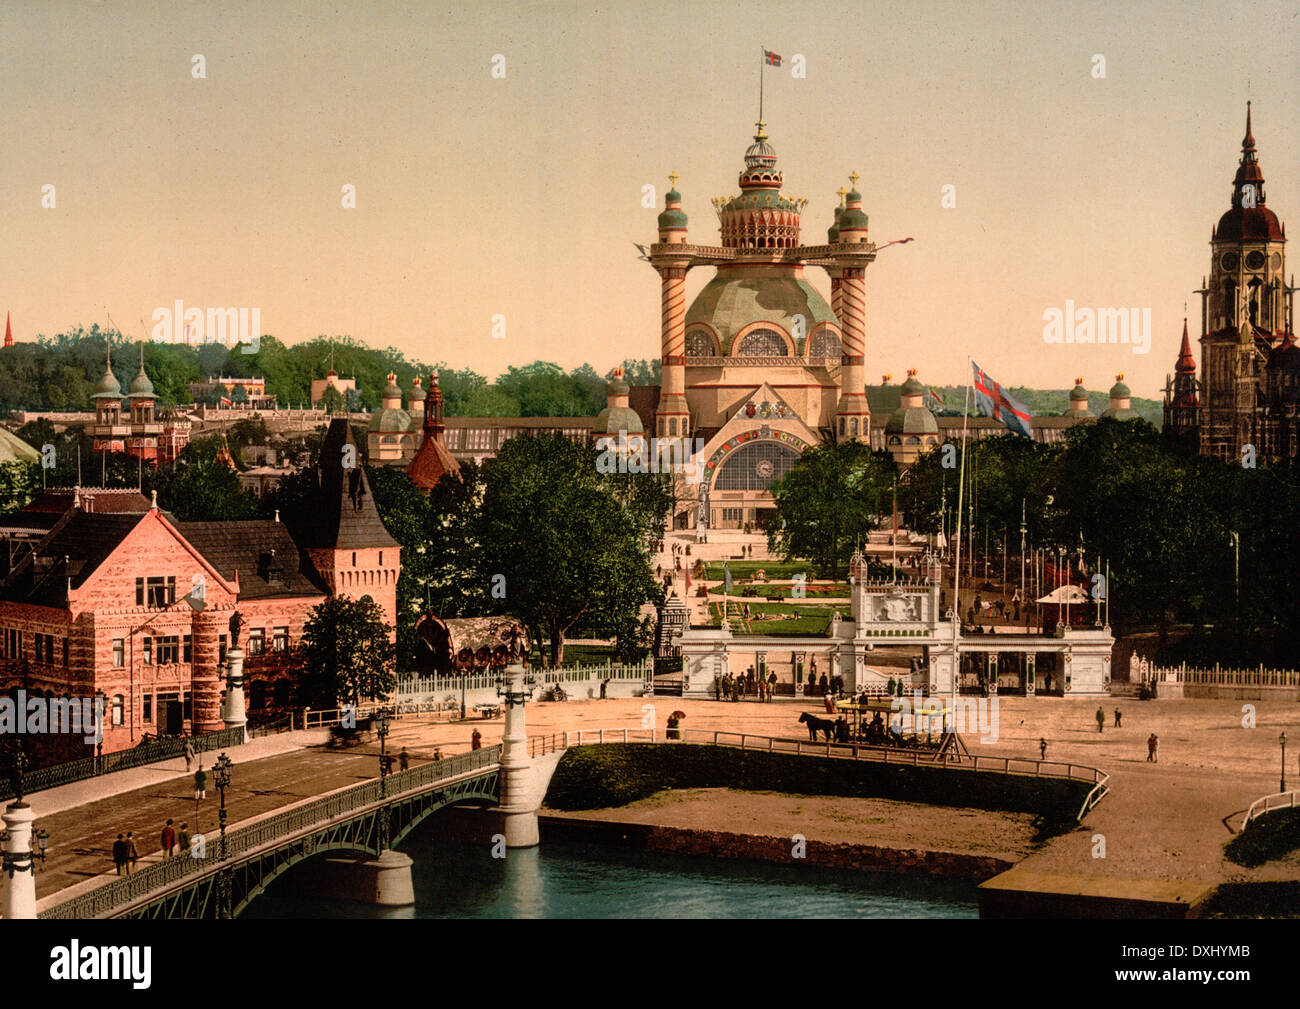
[229,611,244,651]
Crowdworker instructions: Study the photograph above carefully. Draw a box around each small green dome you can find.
[658,207,688,230]
[608,374,630,396]
[839,207,868,230]
[884,406,938,436]
[409,381,427,401]
[367,407,412,433]
[93,365,122,399]
[594,406,643,435]
[1109,378,1131,398]
[828,205,843,243]
[381,374,403,399]
[665,188,681,203]
[899,374,924,396]
[1069,381,1088,401]
[129,366,155,398]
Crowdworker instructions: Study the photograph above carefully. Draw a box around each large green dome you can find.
[884,406,938,435]
[367,407,412,432]
[685,269,837,354]
[594,405,643,435]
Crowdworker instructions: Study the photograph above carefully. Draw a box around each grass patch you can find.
[708,583,851,598]
[1225,808,1300,868]
[709,600,850,635]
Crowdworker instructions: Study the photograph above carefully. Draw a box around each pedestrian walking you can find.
[471,728,482,750]
[194,767,207,799]
[1147,733,1158,762]
[161,818,176,858]
[399,747,409,771]
[183,738,195,773]
[767,671,777,701]
[178,823,192,858]
[1114,708,1122,728]
[1039,738,1048,760]
[126,832,139,874]
[1095,707,1105,733]
[112,834,127,875]
[714,676,722,702]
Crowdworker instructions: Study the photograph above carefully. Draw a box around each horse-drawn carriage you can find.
[327,714,376,748]
[797,698,968,761]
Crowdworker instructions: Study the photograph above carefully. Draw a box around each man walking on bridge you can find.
[1095,707,1105,733]
[161,819,176,858]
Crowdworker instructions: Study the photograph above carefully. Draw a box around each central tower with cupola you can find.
[649,122,880,533]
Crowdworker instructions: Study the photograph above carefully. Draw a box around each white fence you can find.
[1155,663,1300,700]
[388,659,652,706]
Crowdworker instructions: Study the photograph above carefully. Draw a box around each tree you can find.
[478,434,660,666]
[298,595,396,706]
[768,441,897,577]
[144,439,260,521]
[315,386,344,413]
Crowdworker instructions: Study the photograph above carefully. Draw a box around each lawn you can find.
[709,600,851,636]
[707,582,851,598]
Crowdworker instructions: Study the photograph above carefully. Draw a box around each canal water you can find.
[245,834,979,919]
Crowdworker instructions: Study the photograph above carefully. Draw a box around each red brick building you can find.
[0,420,399,756]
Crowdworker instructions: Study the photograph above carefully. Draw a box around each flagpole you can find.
[950,365,973,706]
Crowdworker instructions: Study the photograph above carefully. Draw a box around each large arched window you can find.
[685,330,716,357]
[809,329,842,359]
[713,440,801,490]
[735,329,787,356]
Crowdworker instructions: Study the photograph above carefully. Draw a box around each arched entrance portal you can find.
[708,436,803,530]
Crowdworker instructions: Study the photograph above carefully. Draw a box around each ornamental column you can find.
[191,606,227,734]
[496,652,538,847]
[2,801,37,919]
[652,175,691,442]
[833,178,874,442]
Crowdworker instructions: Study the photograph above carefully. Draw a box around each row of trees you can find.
[766,419,1300,663]
[0,327,659,417]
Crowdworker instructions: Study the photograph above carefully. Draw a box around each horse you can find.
[798,711,836,742]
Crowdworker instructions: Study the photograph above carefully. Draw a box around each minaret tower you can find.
[833,174,874,440]
[652,173,691,443]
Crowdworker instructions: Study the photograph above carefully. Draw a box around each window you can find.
[218,634,228,663]
[111,695,124,727]
[183,692,192,721]
[713,441,801,491]
[685,330,715,357]
[62,637,69,666]
[735,329,787,356]
[272,627,289,653]
[142,576,176,608]
[112,638,125,666]
[249,628,266,655]
[34,633,55,664]
[352,551,357,567]
[183,635,193,664]
[722,507,743,522]
[155,636,180,664]
[142,637,153,665]
[4,628,21,660]
[143,694,153,723]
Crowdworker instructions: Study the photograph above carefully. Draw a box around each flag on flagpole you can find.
[972,361,1033,438]
[220,396,232,406]
[927,387,945,405]
[764,49,782,66]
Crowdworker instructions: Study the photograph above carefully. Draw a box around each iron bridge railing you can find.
[39,745,501,920]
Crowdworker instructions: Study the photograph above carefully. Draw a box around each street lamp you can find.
[213,752,233,860]
[375,708,392,799]
[1281,731,1288,793]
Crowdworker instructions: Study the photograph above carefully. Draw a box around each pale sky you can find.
[1,0,1297,397]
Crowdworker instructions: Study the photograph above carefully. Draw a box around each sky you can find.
[1,0,1297,397]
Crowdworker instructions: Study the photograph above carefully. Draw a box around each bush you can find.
[1225,808,1300,868]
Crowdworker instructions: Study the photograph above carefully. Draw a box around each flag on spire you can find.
[972,361,1033,438]
[764,49,782,66]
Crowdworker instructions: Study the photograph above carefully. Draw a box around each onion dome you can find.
[1216,102,1284,242]
[828,188,845,243]
[382,372,403,400]
[594,367,644,435]
[898,371,924,397]
[409,376,427,402]
[93,347,123,399]
[128,346,156,399]
[658,173,688,232]
[1070,377,1089,402]
[837,174,868,238]
[713,124,807,249]
[1101,373,1138,420]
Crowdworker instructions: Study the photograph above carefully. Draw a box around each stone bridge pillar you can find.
[223,646,248,743]
[496,659,538,847]
[2,801,36,919]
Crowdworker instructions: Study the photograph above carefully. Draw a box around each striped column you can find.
[835,267,869,438]
[656,266,689,438]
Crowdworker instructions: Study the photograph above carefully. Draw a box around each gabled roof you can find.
[176,519,328,599]
[0,510,146,607]
[293,418,398,551]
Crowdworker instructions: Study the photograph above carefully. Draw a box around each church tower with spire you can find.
[1183,103,1296,462]
[1162,319,1200,451]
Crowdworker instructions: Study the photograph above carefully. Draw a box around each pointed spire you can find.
[1242,100,1256,152]
[1176,318,1196,373]
[3,311,11,348]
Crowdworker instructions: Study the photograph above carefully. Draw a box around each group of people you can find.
[111,817,197,874]
[806,673,843,698]
[715,668,778,702]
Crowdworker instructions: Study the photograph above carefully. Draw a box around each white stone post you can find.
[497,658,539,847]
[224,647,248,743]
[2,802,37,919]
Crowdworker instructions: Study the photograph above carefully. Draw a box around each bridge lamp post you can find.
[374,708,393,852]
[213,752,233,860]
[1281,731,1288,793]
